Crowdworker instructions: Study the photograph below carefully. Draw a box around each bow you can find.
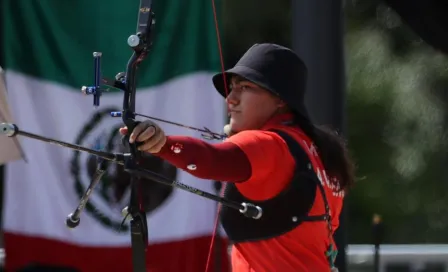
[0,1,262,271]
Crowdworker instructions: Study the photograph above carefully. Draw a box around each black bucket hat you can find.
[212,43,310,120]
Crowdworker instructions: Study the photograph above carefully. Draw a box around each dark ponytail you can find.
[294,114,355,192]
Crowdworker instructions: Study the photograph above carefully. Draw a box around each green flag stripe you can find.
[1,0,221,90]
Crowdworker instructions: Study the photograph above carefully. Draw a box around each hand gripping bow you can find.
[0,1,262,271]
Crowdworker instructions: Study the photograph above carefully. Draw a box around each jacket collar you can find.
[261,113,295,130]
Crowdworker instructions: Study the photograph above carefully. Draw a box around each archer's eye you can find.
[240,84,251,90]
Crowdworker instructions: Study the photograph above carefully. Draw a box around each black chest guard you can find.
[220,130,331,243]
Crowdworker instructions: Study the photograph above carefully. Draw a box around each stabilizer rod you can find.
[0,122,263,220]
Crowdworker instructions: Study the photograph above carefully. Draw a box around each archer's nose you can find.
[226,91,238,106]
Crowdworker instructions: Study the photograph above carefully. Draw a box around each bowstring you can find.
[204,0,231,271]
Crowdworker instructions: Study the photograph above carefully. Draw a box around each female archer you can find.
[119,43,355,272]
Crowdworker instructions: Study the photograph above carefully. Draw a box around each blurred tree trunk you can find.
[291,0,347,270]
[0,0,4,247]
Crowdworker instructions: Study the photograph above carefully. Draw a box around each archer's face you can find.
[226,76,283,133]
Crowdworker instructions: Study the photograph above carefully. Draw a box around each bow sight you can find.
[0,1,262,271]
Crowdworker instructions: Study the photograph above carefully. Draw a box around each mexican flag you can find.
[1,1,229,271]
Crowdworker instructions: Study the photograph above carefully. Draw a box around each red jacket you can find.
[156,113,344,272]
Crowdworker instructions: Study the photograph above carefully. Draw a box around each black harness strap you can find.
[220,129,333,243]
[271,129,333,236]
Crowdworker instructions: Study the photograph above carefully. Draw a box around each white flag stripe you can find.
[4,70,226,246]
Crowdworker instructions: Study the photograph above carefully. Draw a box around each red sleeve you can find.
[153,135,251,182]
[226,130,296,200]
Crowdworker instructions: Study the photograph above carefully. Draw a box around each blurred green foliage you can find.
[222,0,448,244]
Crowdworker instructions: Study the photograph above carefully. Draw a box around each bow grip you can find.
[122,120,145,155]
